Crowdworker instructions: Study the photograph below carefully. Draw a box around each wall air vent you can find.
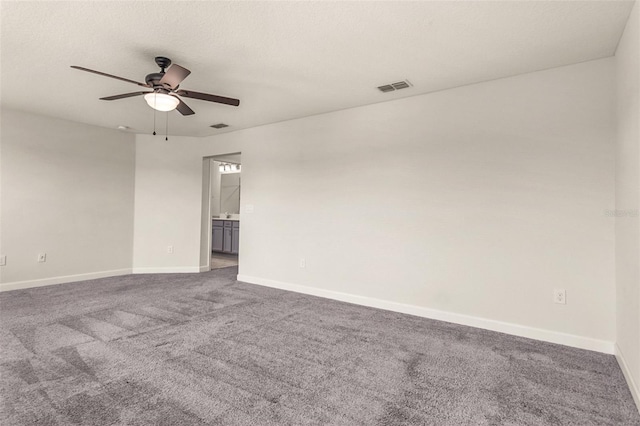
[210,123,229,129]
[377,80,412,93]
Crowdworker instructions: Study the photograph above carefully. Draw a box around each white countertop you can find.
[212,217,240,221]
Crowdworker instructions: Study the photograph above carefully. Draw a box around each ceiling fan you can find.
[71,56,240,116]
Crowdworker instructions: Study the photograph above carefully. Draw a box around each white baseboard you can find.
[237,274,615,355]
[132,266,201,274]
[0,268,132,292]
[615,343,640,413]
[1,265,210,291]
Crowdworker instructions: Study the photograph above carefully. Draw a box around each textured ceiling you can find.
[1,1,634,137]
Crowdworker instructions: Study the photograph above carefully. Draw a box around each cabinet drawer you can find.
[232,221,240,229]
[224,221,233,228]
[212,220,224,228]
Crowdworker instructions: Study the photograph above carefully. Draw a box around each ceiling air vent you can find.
[377,80,412,93]
[210,123,229,129]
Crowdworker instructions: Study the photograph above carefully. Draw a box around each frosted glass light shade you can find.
[219,163,241,174]
[144,93,179,112]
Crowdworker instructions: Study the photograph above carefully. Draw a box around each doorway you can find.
[207,153,241,270]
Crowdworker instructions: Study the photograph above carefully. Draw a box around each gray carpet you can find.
[1,267,638,425]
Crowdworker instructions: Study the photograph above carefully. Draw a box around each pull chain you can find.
[165,111,169,141]
[152,95,157,135]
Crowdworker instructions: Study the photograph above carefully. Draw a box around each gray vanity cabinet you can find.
[212,220,224,252]
[212,220,239,254]
[223,221,233,253]
[232,222,240,254]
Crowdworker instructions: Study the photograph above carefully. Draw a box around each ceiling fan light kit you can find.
[144,92,179,112]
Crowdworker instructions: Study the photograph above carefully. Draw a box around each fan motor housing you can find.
[145,72,165,87]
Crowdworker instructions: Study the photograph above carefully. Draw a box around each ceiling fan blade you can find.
[159,64,191,89]
[175,97,195,116]
[71,66,151,88]
[176,89,240,107]
[100,91,152,101]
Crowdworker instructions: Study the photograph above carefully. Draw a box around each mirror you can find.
[210,154,241,217]
[220,172,240,214]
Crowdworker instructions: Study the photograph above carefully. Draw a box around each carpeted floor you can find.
[1,267,638,425]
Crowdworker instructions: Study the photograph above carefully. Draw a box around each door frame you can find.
[202,152,242,271]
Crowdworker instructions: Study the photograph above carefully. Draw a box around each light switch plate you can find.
[0,255,6,266]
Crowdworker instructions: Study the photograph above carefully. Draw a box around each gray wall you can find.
[0,109,135,286]
[133,58,616,349]
[615,0,640,408]
[210,160,221,218]
[133,135,240,272]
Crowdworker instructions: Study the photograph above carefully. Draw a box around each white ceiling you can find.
[1,1,634,137]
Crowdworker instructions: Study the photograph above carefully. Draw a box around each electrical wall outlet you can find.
[167,245,174,254]
[299,258,306,268]
[0,255,6,266]
[38,253,47,263]
[553,288,566,304]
